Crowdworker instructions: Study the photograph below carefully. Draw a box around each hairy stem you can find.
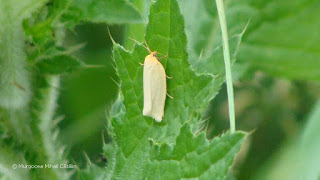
[215,0,236,133]
[0,1,31,109]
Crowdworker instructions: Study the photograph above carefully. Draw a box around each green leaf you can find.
[236,0,320,80]
[36,55,81,74]
[78,163,106,180]
[178,0,251,76]
[23,0,73,61]
[102,0,247,179]
[24,17,54,48]
[146,125,246,179]
[65,0,143,24]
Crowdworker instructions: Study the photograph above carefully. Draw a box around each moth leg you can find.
[139,63,144,66]
[167,93,174,99]
[166,75,173,79]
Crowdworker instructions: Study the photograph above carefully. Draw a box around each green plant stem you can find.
[215,0,235,133]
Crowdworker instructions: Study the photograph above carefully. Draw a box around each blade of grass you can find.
[215,0,235,133]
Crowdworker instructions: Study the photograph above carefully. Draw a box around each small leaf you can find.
[23,0,72,61]
[178,0,251,76]
[146,125,246,179]
[235,0,320,80]
[65,0,143,25]
[37,55,81,74]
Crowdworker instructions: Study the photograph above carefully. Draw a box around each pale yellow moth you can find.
[138,40,171,122]
[107,30,170,122]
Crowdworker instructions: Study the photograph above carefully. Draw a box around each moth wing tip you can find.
[142,110,163,122]
[154,116,163,122]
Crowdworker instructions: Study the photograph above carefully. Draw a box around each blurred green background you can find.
[57,24,120,168]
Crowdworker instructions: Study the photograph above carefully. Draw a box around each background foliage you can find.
[0,0,319,179]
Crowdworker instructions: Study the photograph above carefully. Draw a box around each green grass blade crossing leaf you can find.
[215,0,236,132]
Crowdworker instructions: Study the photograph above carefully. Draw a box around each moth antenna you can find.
[143,40,152,53]
[128,37,151,53]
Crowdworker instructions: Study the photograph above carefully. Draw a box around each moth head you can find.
[151,51,157,58]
